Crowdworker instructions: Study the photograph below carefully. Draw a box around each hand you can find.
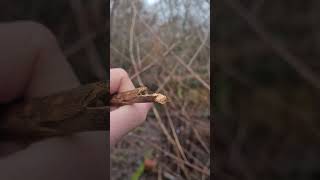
[0,21,107,180]
[110,68,152,145]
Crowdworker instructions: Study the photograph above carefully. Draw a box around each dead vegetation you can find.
[0,0,209,179]
[110,0,210,179]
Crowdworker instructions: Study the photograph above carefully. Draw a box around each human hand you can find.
[0,21,107,180]
[110,68,152,145]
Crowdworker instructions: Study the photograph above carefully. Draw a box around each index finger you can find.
[110,68,135,94]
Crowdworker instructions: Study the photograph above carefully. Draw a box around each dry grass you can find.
[0,0,210,179]
[110,0,210,179]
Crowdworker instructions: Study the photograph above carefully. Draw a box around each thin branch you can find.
[139,18,210,90]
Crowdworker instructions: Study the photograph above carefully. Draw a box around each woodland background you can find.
[111,0,210,179]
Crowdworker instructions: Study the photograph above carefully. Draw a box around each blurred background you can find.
[111,0,210,179]
[214,0,320,179]
[0,0,107,83]
[0,0,210,179]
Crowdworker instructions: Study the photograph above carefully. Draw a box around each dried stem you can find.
[0,82,167,142]
[111,87,168,106]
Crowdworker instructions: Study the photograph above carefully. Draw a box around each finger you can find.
[110,68,135,94]
[110,102,152,145]
[0,21,79,103]
[0,22,40,102]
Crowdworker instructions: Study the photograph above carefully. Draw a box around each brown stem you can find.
[110,87,168,106]
[0,81,168,143]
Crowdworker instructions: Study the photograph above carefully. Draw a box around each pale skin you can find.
[0,21,151,179]
[110,68,152,145]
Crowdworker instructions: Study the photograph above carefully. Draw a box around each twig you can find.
[128,2,192,177]
[164,106,188,162]
[147,114,209,171]
[130,59,159,80]
[130,36,190,81]
[139,18,210,90]
[111,86,168,106]
[164,106,191,180]
[0,82,167,142]
[110,0,120,28]
[188,32,209,67]
[129,0,144,86]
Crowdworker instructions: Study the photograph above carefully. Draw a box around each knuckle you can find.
[115,68,129,78]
